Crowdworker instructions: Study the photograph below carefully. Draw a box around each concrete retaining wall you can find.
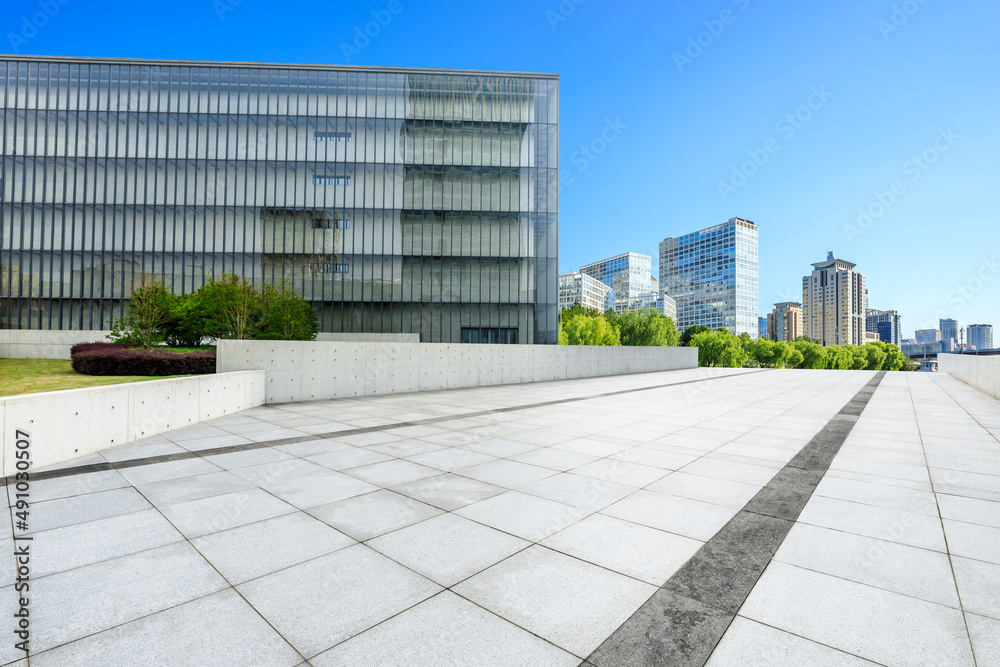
[939,354,1000,399]
[0,329,112,360]
[1,371,265,476]
[315,333,421,343]
[217,341,699,404]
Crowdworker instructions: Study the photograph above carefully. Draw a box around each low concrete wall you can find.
[217,341,699,404]
[0,329,112,360]
[1,370,265,476]
[939,354,1000,399]
[315,332,420,343]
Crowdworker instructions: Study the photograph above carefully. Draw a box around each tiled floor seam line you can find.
[582,371,886,667]
[9,370,769,486]
[906,374,981,666]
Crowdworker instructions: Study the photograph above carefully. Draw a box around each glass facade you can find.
[866,309,901,346]
[967,324,993,351]
[0,57,559,343]
[558,271,611,312]
[659,217,759,336]
[579,252,652,313]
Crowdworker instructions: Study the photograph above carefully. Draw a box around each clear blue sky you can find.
[7,0,999,340]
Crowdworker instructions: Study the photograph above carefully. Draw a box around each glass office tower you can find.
[0,56,559,343]
[659,217,759,336]
[579,252,652,313]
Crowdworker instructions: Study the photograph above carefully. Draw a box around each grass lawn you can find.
[0,358,189,398]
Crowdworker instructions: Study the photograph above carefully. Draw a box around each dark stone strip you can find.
[7,369,766,485]
[583,371,886,667]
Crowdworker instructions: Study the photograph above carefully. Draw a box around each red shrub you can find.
[70,341,125,355]
[71,346,216,376]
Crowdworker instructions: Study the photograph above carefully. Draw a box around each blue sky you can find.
[7,0,999,339]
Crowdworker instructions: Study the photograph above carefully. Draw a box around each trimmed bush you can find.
[71,346,216,376]
[70,342,125,355]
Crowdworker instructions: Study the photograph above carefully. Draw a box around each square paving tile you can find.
[23,470,130,504]
[740,561,974,666]
[453,545,656,658]
[307,490,444,541]
[570,458,668,488]
[602,489,735,541]
[159,488,297,538]
[456,490,585,541]
[944,520,1000,565]
[367,514,528,586]
[117,458,223,486]
[404,448,496,472]
[311,591,577,667]
[796,496,947,551]
[647,471,760,509]
[343,459,443,486]
[30,589,302,667]
[966,613,1000,667]
[234,460,379,509]
[135,470,256,507]
[237,544,441,658]
[706,616,879,667]
[30,542,228,654]
[192,512,355,584]
[32,487,150,533]
[510,448,598,471]
[952,556,1000,620]
[457,459,557,488]
[520,473,635,511]
[541,514,702,585]
[306,447,393,470]
[389,473,505,511]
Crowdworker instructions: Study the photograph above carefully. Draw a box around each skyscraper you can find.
[659,217,759,336]
[558,272,612,312]
[580,252,653,313]
[0,56,559,343]
[866,309,901,346]
[940,318,959,348]
[802,252,866,346]
[967,324,994,351]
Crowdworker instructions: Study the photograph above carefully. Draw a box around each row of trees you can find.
[558,304,680,347]
[688,328,915,371]
[110,273,318,347]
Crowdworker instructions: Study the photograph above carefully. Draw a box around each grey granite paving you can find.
[8,367,1000,665]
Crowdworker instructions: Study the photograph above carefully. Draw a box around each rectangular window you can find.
[312,217,351,230]
[314,176,350,185]
[315,131,352,142]
[460,327,518,344]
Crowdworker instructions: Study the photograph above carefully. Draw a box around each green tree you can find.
[563,315,620,346]
[610,309,679,347]
[825,346,854,370]
[680,325,711,347]
[691,330,749,367]
[196,273,262,340]
[257,282,319,341]
[108,274,175,348]
[863,341,888,371]
[848,345,869,370]
[792,339,829,369]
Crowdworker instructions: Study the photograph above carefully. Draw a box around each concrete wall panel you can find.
[939,354,1000,400]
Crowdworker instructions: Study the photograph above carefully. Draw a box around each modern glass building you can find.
[579,252,653,312]
[659,217,759,336]
[866,309,901,346]
[0,56,559,343]
[967,324,993,351]
[557,271,612,312]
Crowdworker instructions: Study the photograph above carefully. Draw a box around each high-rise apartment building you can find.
[580,252,653,312]
[758,317,768,340]
[659,217,759,336]
[558,272,612,312]
[940,318,958,347]
[866,309,901,346]
[767,301,803,343]
[802,252,866,346]
[967,324,994,351]
[622,291,676,320]
[0,56,559,343]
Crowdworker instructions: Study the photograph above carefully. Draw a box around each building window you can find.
[461,327,518,344]
[315,131,352,142]
[313,217,351,230]
[314,176,350,185]
[310,258,350,275]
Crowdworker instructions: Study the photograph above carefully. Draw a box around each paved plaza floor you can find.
[5,367,1000,665]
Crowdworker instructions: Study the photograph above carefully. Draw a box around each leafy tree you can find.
[610,309,679,347]
[749,338,798,368]
[691,330,749,367]
[863,341,888,371]
[785,347,804,368]
[825,346,854,370]
[848,345,869,370]
[792,339,829,369]
[257,282,319,341]
[108,274,175,348]
[161,292,213,347]
[680,325,711,347]
[196,273,262,340]
[563,315,620,346]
